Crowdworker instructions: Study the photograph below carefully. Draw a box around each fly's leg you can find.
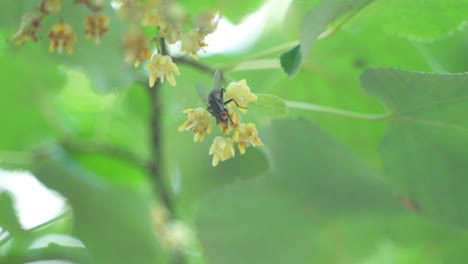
[220,89,247,109]
[223,98,247,109]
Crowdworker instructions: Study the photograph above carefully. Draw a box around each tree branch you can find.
[148,39,175,214]
[172,56,217,75]
[59,138,151,171]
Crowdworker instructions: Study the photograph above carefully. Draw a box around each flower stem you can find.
[285,100,391,121]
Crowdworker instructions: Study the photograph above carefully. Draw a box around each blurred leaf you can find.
[361,68,468,228]
[349,0,468,41]
[0,35,66,151]
[415,27,468,73]
[53,1,136,91]
[280,0,371,77]
[31,145,164,264]
[250,93,288,117]
[196,119,402,264]
[0,192,22,236]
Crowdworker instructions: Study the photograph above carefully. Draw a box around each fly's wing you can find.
[211,70,222,90]
[196,83,209,106]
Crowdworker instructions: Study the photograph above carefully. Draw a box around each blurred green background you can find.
[1,0,468,263]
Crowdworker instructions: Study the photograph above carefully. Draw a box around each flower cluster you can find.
[179,79,264,166]
[11,0,219,90]
[117,0,219,60]
[9,0,109,54]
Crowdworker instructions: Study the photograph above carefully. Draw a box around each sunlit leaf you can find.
[349,0,468,41]
[280,0,371,77]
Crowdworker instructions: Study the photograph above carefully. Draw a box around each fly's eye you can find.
[221,112,227,117]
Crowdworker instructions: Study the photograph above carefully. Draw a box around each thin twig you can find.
[59,138,151,171]
[317,0,376,40]
[172,56,217,75]
[76,0,103,12]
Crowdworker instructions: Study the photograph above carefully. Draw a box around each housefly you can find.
[196,70,246,124]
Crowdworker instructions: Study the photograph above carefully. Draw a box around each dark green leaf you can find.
[0,192,23,236]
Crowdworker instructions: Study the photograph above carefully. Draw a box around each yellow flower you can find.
[9,13,41,45]
[232,123,263,155]
[209,137,235,166]
[225,80,257,113]
[180,31,207,60]
[178,108,212,142]
[146,54,180,87]
[85,14,110,44]
[122,30,153,68]
[48,23,77,55]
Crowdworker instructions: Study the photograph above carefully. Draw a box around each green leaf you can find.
[349,0,468,41]
[361,68,468,228]
[250,93,288,117]
[0,192,23,236]
[279,45,302,77]
[0,35,66,151]
[31,145,164,264]
[280,0,371,77]
[196,119,402,264]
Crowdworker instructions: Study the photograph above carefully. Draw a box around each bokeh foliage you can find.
[1,0,467,263]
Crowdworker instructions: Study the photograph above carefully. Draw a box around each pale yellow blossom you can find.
[225,80,257,113]
[146,54,180,87]
[232,123,263,155]
[180,31,207,60]
[178,108,212,142]
[209,137,235,166]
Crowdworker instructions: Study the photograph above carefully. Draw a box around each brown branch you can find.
[172,56,217,75]
[75,0,104,12]
[59,138,151,172]
[147,39,175,214]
